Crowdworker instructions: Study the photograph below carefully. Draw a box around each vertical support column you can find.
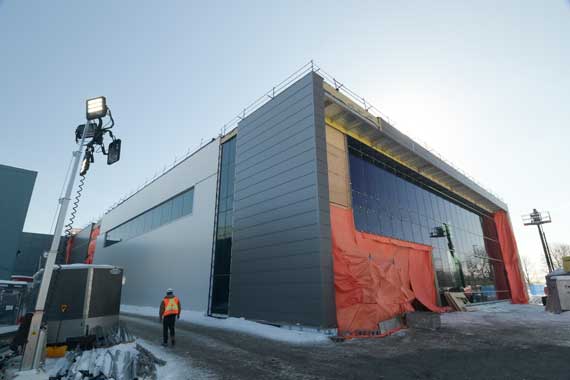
[83,267,94,335]
[537,225,554,272]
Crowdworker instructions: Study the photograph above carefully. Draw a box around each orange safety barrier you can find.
[493,210,528,304]
[85,225,100,264]
[481,217,511,300]
[331,204,447,337]
[64,236,75,264]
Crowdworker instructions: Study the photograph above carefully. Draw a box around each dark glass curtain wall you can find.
[210,137,236,315]
[347,137,510,302]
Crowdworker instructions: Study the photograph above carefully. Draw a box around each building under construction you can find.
[81,65,527,334]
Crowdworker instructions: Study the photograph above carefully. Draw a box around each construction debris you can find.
[444,292,470,312]
[93,325,135,348]
[46,343,165,380]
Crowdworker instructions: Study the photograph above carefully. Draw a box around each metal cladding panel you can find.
[89,267,123,318]
[0,165,36,279]
[45,268,88,321]
[94,140,219,312]
[229,72,336,328]
[69,224,93,264]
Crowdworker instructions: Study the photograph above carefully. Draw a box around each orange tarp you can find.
[331,204,446,335]
[85,225,100,264]
[64,236,74,264]
[493,210,529,304]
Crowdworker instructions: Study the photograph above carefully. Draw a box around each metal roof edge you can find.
[322,80,508,212]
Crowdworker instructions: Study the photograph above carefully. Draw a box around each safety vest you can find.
[163,296,180,316]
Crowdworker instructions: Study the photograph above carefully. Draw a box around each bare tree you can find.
[521,255,532,286]
[551,243,570,269]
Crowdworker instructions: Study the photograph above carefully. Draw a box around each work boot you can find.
[162,342,168,347]
[171,337,176,346]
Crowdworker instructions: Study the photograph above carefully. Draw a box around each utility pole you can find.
[523,209,554,273]
[21,97,121,370]
[21,125,88,370]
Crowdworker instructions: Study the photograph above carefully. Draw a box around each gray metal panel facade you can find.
[0,164,36,279]
[229,72,336,328]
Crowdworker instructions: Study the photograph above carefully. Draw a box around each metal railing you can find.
[312,63,504,203]
[93,60,504,224]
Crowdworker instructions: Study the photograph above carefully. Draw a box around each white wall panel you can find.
[94,139,219,312]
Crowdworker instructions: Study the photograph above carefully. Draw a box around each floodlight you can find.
[107,139,121,165]
[86,96,108,120]
[75,122,97,142]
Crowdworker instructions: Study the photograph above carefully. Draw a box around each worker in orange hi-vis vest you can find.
[159,288,181,346]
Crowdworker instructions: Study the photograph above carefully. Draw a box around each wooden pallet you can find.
[444,292,470,312]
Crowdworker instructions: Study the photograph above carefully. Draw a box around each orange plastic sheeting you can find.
[64,236,75,264]
[85,225,100,264]
[331,204,446,335]
[493,211,529,304]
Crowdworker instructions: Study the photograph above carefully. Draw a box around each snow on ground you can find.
[0,324,19,335]
[13,340,210,380]
[528,295,545,305]
[442,301,570,327]
[121,305,331,345]
[136,339,215,380]
[11,369,48,380]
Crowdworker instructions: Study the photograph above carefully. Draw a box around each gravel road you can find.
[121,309,570,380]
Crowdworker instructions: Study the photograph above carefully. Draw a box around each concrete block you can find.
[379,316,403,334]
[405,312,441,330]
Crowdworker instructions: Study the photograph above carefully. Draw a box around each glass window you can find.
[211,137,237,315]
[133,216,144,237]
[172,194,183,220]
[110,226,120,243]
[346,136,507,303]
[105,187,195,247]
[142,211,152,233]
[150,206,161,230]
[160,199,173,225]
[402,220,414,242]
[392,215,404,240]
[367,207,378,235]
[105,231,118,247]
[383,213,394,237]
[122,221,133,241]
[182,189,194,215]
[350,156,365,192]
[412,223,422,244]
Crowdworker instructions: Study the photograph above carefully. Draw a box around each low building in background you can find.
[15,232,68,277]
[89,68,527,334]
[0,164,37,279]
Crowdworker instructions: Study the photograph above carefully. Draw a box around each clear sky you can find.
[1,1,568,278]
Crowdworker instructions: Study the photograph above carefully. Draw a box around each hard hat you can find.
[166,288,174,294]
